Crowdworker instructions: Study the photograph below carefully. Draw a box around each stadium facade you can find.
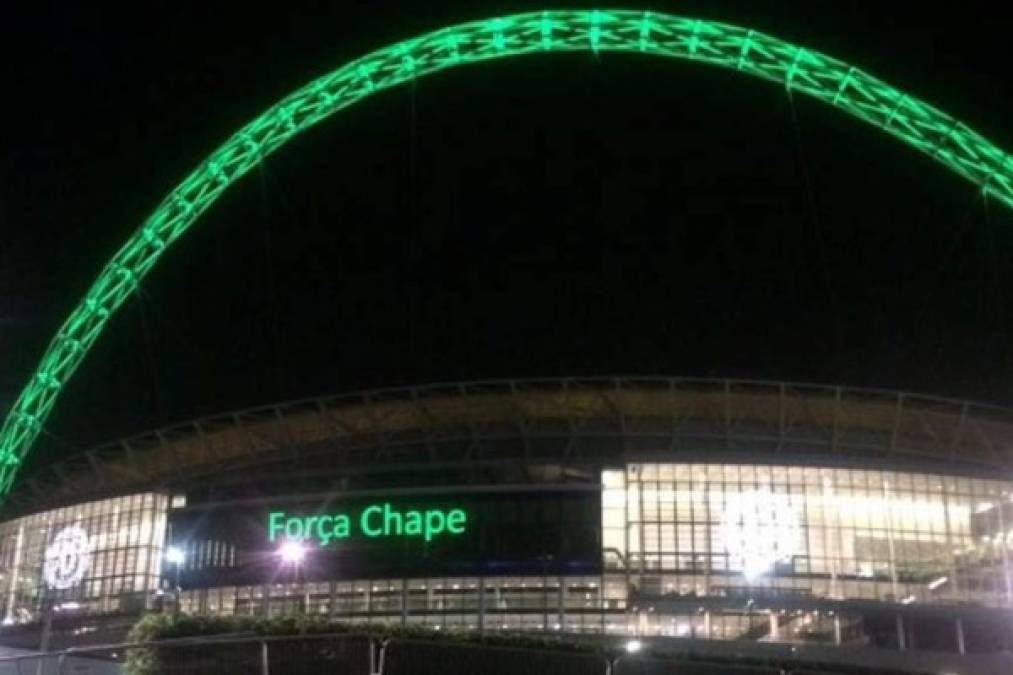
[1,377,1013,662]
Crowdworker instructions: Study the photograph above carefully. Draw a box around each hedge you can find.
[125,613,931,675]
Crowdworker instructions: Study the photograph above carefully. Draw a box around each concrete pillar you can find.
[834,615,842,646]
[955,617,966,655]
[704,611,712,639]
[896,614,906,651]
[769,611,780,641]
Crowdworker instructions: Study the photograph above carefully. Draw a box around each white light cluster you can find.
[720,490,800,580]
[43,525,91,590]
[278,540,307,564]
[165,546,185,566]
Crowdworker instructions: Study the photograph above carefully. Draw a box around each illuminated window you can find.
[609,463,1013,608]
[0,492,168,624]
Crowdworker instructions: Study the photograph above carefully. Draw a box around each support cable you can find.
[786,90,843,352]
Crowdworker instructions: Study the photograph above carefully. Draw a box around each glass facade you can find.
[605,463,1013,608]
[178,575,612,634]
[0,493,168,623]
[159,463,1013,654]
[0,463,1012,654]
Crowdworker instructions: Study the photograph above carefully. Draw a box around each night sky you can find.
[2,1,1013,469]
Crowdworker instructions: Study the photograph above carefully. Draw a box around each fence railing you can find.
[0,632,799,675]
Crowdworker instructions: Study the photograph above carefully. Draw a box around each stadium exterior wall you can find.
[1,378,1012,667]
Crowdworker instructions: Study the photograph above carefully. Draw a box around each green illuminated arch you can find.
[3,9,1012,498]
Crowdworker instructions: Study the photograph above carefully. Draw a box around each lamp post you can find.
[606,640,642,675]
[37,591,54,675]
[278,541,307,613]
[165,546,185,612]
[537,554,554,631]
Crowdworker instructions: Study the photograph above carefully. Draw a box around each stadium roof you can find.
[6,377,1013,516]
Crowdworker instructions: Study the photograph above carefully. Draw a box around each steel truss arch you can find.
[3,9,1012,498]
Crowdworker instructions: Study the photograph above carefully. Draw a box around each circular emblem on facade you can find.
[43,525,91,590]
[720,490,800,579]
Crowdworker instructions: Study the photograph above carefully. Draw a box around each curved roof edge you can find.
[7,377,1013,515]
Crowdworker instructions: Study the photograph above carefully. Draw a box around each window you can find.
[609,463,1013,607]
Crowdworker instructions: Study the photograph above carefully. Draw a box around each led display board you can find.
[167,489,599,587]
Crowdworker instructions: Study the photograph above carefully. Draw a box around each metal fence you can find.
[0,632,797,675]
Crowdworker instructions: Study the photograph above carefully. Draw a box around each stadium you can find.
[1,376,1012,671]
[4,7,1013,673]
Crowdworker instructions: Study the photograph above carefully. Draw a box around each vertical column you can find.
[883,480,899,601]
[769,611,780,641]
[542,568,549,630]
[996,494,1012,606]
[955,617,966,655]
[3,524,23,625]
[895,614,906,651]
[637,468,645,575]
[623,468,633,611]
[703,610,711,639]
[637,609,648,636]
[478,577,485,635]
[833,614,842,645]
[401,579,407,626]
[823,477,839,599]
[600,573,607,634]
[703,474,712,597]
[557,575,565,632]
[942,485,960,600]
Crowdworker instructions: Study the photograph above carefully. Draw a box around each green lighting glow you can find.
[2,9,1011,499]
[268,504,468,544]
